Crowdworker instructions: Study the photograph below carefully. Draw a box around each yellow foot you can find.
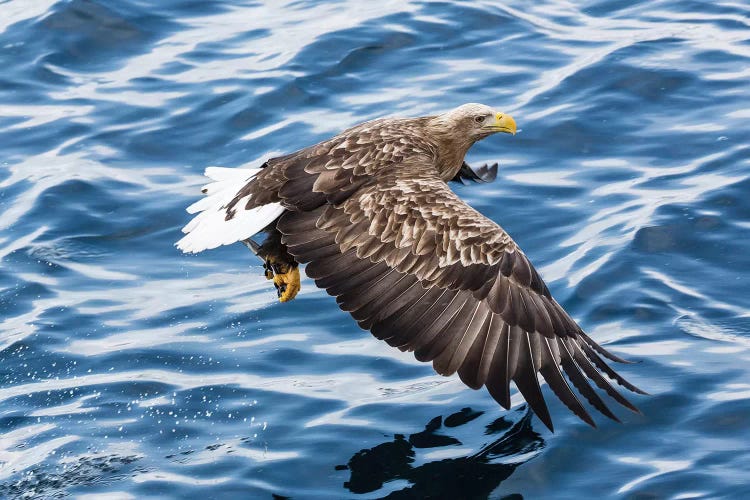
[263,258,301,302]
[273,265,300,302]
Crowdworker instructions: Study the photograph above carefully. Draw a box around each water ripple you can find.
[1,0,750,497]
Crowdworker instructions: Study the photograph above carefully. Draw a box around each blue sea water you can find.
[1,0,749,497]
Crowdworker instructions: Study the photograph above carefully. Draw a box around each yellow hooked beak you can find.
[490,112,516,135]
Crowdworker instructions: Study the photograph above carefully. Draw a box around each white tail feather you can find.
[176,167,284,253]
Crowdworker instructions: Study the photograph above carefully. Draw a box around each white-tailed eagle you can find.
[177,103,644,431]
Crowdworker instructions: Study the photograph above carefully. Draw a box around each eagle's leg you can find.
[243,228,300,303]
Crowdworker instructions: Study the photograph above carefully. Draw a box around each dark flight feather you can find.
[451,162,499,184]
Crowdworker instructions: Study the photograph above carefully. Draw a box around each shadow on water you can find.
[337,406,542,499]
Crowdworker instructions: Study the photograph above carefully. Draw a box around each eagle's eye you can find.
[474,115,485,124]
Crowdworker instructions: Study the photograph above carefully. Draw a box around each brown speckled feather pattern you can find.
[229,113,644,431]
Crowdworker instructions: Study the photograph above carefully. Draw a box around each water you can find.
[1,0,749,497]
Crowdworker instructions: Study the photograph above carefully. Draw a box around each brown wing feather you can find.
[277,203,642,431]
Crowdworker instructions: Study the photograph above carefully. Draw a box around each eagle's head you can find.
[436,103,517,141]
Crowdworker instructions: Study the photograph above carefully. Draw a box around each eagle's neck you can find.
[424,118,475,181]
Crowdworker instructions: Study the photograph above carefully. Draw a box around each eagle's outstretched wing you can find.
[276,163,644,431]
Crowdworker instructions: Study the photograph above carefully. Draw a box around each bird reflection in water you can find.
[337,406,543,499]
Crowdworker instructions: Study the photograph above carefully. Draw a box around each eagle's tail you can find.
[176,167,284,253]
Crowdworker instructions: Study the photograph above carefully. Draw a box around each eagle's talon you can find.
[272,265,300,303]
[262,254,299,301]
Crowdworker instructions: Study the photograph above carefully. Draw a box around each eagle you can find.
[177,103,645,431]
